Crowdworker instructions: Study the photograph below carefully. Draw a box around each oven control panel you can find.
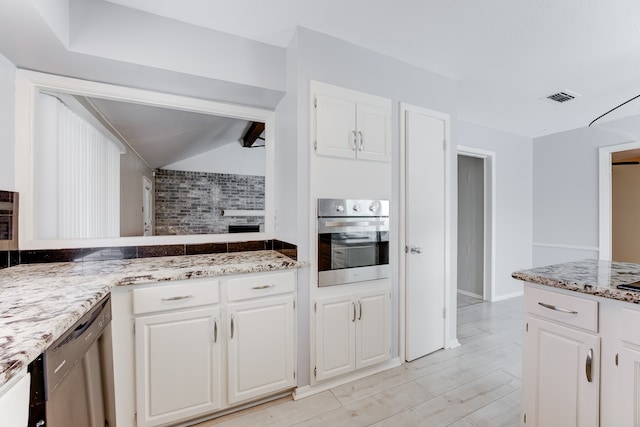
[318,199,389,217]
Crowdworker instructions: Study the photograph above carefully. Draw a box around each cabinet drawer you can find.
[526,286,598,332]
[132,279,219,314]
[227,271,295,301]
[621,308,640,345]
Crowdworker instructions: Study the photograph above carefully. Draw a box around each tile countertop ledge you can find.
[512,258,640,303]
[0,250,303,389]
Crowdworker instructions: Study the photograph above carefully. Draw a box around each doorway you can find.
[457,155,484,305]
[457,146,494,303]
[142,176,153,237]
[599,141,640,261]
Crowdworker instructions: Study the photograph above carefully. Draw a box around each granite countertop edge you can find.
[512,258,640,305]
[0,250,304,389]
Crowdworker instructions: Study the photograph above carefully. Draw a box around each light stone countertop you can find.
[512,258,640,303]
[0,250,303,388]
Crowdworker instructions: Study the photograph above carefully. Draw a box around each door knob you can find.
[410,246,422,254]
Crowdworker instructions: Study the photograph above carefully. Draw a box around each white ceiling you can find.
[104,0,640,138]
[86,97,251,169]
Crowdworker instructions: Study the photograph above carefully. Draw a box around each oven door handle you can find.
[322,220,387,228]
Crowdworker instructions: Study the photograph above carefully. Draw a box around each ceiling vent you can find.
[544,90,581,104]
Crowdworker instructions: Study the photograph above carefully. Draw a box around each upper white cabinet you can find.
[312,81,391,162]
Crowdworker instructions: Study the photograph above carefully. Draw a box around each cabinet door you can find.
[356,102,391,162]
[135,307,221,427]
[315,294,356,381]
[227,295,295,405]
[618,347,640,426]
[356,290,391,369]
[523,316,600,427]
[315,93,357,159]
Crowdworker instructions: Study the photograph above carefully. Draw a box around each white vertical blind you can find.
[37,93,121,239]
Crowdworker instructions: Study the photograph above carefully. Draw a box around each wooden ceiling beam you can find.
[242,121,265,147]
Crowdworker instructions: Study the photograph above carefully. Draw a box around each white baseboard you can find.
[447,338,461,349]
[491,291,524,302]
[293,357,402,400]
[457,289,483,299]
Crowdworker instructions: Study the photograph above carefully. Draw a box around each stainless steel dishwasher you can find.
[28,294,114,427]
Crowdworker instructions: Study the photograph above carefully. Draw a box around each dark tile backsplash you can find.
[0,239,296,269]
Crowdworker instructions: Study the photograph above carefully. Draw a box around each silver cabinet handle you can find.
[230,315,235,339]
[586,348,593,382]
[252,284,274,290]
[537,302,578,314]
[357,301,362,320]
[352,130,357,151]
[352,302,356,322]
[410,246,422,254]
[358,130,363,151]
[213,319,218,343]
[161,295,193,301]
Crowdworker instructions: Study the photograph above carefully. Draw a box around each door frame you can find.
[598,141,640,260]
[457,146,496,301]
[142,175,153,237]
[398,103,454,363]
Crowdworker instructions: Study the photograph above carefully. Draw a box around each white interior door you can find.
[143,176,153,236]
[404,107,446,362]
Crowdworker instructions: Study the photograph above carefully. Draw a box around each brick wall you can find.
[154,169,265,235]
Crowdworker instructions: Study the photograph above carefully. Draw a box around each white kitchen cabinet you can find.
[313,81,391,162]
[133,281,221,427]
[523,285,600,427]
[617,346,640,426]
[111,270,297,427]
[616,307,640,426]
[314,287,391,382]
[523,316,600,427]
[0,370,30,427]
[227,295,295,404]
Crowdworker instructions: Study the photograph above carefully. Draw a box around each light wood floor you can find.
[194,295,523,427]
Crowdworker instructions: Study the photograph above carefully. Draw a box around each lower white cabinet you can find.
[523,286,600,427]
[523,317,600,427]
[314,286,391,382]
[111,270,297,427]
[227,295,295,404]
[522,283,640,426]
[0,370,30,427]
[135,307,222,427]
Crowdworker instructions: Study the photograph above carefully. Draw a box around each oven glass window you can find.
[318,231,389,272]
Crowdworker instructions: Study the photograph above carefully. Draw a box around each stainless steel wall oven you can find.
[317,198,389,286]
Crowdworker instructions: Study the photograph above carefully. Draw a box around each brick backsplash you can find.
[155,169,265,235]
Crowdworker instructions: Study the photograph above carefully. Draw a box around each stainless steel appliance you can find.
[317,198,389,286]
[28,295,113,427]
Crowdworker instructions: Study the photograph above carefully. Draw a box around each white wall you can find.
[0,53,15,191]
[458,121,532,299]
[0,0,285,110]
[163,142,266,176]
[286,28,458,387]
[532,126,629,266]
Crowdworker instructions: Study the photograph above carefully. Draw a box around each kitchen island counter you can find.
[0,250,303,388]
[512,258,640,304]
